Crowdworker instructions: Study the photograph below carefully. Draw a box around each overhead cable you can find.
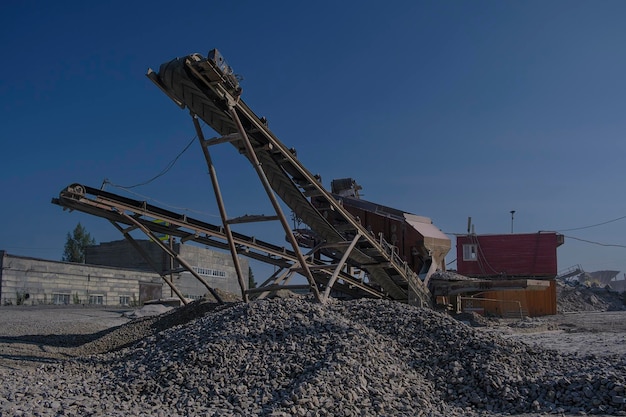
[557,215,626,232]
[563,235,626,249]
[100,124,219,218]
[105,134,197,190]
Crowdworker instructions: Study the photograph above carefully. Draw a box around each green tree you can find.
[62,222,96,263]
[248,266,257,289]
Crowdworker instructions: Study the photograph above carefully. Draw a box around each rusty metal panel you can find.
[478,280,557,317]
[338,200,448,276]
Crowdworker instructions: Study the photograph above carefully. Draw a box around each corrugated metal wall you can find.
[457,232,562,278]
[463,280,557,317]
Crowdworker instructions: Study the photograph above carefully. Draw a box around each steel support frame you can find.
[253,269,300,300]
[321,232,362,301]
[148,54,434,305]
[191,113,249,302]
[117,211,224,304]
[224,88,428,304]
[226,101,322,302]
[53,184,389,304]
[108,220,189,305]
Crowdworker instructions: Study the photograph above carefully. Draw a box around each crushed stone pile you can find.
[72,295,232,357]
[557,281,626,313]
[1,297,626,416]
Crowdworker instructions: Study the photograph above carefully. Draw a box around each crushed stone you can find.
[1,296,626,416]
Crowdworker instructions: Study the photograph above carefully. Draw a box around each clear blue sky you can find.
[1,1,625,280]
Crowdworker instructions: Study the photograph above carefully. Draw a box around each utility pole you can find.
[169,235,174,297]
[510,210,516,234]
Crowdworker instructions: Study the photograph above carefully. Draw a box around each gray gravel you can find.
[557,283,626,313]
[1,297,626,416]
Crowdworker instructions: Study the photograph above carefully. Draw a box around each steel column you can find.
[322,233,362,302]
[119,211,224,304]
[227,105,322,302]
[109,220,188,305]
[191,113,249,302]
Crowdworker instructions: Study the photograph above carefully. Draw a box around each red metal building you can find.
[456,232,564,278]
[453,232,564,317]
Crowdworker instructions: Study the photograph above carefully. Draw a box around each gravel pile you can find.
[557,282,626,313]
[2,297,626,416]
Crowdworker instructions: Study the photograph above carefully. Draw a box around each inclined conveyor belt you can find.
[147,51,431,305]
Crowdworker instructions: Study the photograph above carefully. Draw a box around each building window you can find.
[52,293,70,305]
[463,244,478,261]
[119,296,130,306]
[185,294,203,301]
[192,266,226,278]
[89,295,104,305]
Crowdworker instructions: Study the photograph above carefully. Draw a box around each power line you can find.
[556,215,626,232]
[103,134,197,190]
[98,123,221,218]
[563,235,626,249]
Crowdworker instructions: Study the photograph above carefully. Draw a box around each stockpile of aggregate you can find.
[1,297,626,416]
[557,282,626,313]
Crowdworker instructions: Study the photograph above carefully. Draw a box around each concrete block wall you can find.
[0,251,162,306]
[1,241,249,306]
[176,244,249,298]
[84,240,249,299]
[85,240,168,272]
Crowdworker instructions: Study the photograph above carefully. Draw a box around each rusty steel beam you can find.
[109,220,189,305]
[192,113,249,303]
[227,104,322,303]
[118,211,225,305]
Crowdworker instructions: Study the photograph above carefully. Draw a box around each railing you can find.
[459,296,525,319]
[557,264,584,280]
[377,233,429,305]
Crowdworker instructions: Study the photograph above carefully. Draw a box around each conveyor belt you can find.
[148,51,432,306]
[52,183,384,300]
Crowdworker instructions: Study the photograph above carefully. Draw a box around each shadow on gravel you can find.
[0,353,69,365]
[86,301,237,354]
[0,326,123,348]
[0,299,239,365]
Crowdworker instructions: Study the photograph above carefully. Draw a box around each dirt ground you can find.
[479,311,626,357]
[0,305,132,369]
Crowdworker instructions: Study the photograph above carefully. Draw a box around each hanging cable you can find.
[471,233,501,275]
[103,134,197,190]
[99,124,220,218]
[557,215,626,232]
[563,235,626,248]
